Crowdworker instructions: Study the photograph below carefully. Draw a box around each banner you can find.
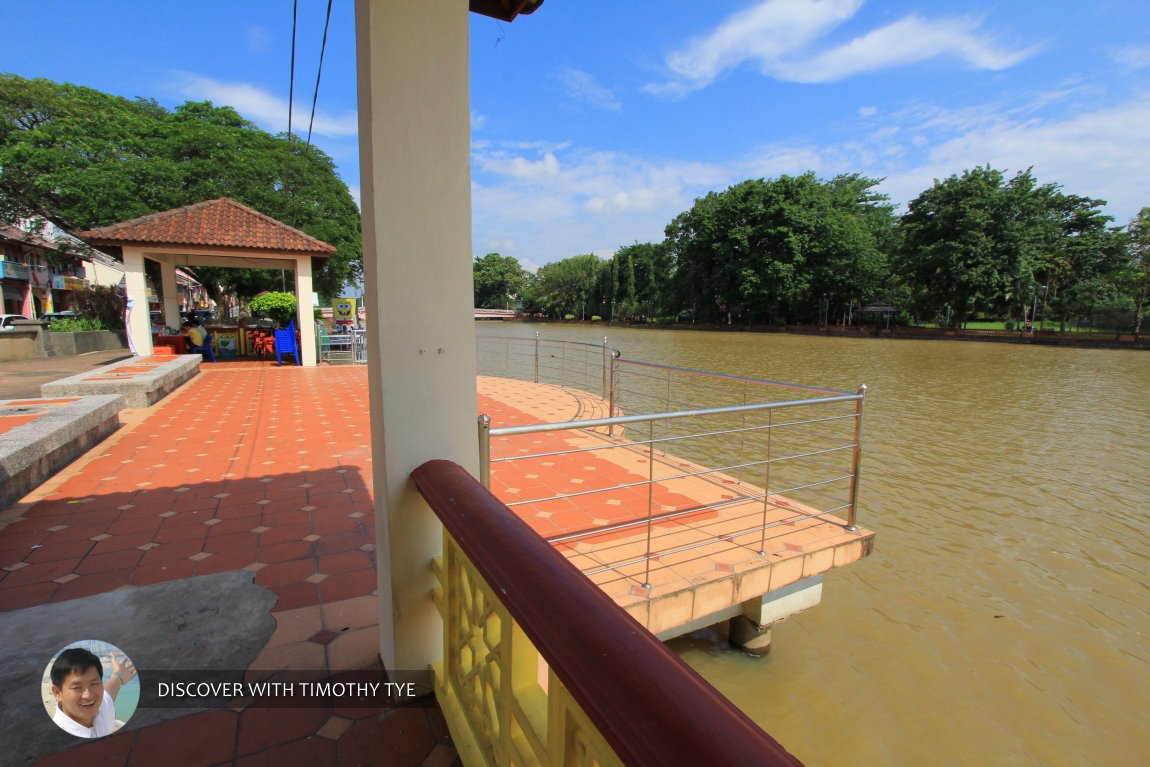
[333,297,356,322]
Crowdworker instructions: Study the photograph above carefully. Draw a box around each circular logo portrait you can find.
[42,640,139,738]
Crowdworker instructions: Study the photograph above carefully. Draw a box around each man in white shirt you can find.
[49,647,136,738]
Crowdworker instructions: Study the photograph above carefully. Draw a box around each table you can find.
[153,334,188,354]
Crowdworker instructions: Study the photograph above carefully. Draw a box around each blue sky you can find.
[3,1,1149,271]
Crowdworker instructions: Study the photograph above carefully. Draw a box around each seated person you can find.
[49,647,137,738]
[181,319,207,349]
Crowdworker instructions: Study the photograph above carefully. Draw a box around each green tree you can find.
[0,75,361,301]
[473,252,530,309]
[1116,208,1150,337]
[610,242,669,321]
[896,167,1111,328]
[531,254,604,319]
[666,174,893,324]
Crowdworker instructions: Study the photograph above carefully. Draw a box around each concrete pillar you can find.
[122,247,153,357]
[356,0,477,674]
[158,256,181,329]
[729,615,773,656]
[295,255,317,367]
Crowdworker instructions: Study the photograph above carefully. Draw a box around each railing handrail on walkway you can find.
[479,388,867,531]
[413,459,805,767]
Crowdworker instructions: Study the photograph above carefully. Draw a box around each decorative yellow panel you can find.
[434,531,623,767]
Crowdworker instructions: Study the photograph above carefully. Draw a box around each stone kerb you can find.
[41,354,200,408]
[0,395,124,510]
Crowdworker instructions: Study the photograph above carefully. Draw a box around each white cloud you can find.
[245,26,272,54]
[476,151,562,182]
[1111,45,1150,71]
[646,0,1031,94]
[560,68,622,112]
[471,89,1150,267]
[775,15,1034,83]
[887,94,1150,221]
[471,143,729,264]
[858,106,878,117]
[471,111,488,131]
[648,0,860,96]
[168,72,358,137]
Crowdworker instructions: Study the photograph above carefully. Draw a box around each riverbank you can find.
[508,318,1150,350]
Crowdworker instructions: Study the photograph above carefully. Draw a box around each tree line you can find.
[475,169,1150,334]
[0,75,361,303]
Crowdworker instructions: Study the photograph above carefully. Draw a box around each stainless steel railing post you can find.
[534,331,540,384]
[608,351,619,437]
[478,414,492,489]
[757,408,774,555]
[845,384,867,531]
[642,419,655,589]
[601,336,608,401]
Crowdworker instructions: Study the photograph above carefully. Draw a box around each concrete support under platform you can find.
[729,616,773,656]
[728,575,824,655]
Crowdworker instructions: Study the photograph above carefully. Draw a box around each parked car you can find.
[39,310,79,326]
[0,314,30,330]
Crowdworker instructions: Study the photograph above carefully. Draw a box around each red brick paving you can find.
[0,364,460,766]
[1,363,717,766]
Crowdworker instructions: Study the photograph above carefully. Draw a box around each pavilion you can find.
[82,197,335,366]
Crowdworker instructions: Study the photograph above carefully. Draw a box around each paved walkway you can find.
[1,362,456,767]
[0,350,134,400]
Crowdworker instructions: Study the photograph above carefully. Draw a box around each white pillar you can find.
[356,0,477,674]
[122,247,153,357]
[159,255,181,329]
[295,255,317,366]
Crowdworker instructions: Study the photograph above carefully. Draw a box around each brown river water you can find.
[477,321,1150,766]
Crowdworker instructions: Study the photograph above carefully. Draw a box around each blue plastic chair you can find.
[275,320,301,366]
[189,331,216,363]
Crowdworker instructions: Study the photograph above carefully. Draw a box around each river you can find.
[476,321,1150,766]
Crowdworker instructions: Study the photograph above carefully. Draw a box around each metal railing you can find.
[477,336,866,590]
[316,324,369,365]
[477,332,613,401]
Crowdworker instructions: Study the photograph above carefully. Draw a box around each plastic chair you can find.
[189,331,216,363]
[275,320,301,366]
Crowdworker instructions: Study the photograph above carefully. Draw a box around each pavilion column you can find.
[158,255,181,330]
[295,255,317,366]
[356,0,476,674]
[122,247,153,357]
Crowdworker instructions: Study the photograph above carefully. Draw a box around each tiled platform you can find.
[1,363,870,765]
[478,376,874,638]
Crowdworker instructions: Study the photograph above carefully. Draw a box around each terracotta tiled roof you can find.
[80,198,336,255]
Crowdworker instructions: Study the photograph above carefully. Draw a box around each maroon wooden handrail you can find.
[413,459,804,767]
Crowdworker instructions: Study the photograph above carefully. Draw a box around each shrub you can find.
[591,315,602,321]
[73,285,125,329]
[249,292,298,327]
[564,313,575,320]
[49,317,106,332]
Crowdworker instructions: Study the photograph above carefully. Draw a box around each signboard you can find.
[0,260,31,281]
[50,274,88,290]
[333,298,357,323]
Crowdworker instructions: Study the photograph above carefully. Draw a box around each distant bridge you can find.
[474,308,517,320]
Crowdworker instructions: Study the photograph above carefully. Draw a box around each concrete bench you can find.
[41,354,200,409]
[0,395,124,510]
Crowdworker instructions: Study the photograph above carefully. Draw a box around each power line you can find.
[288,0,298,139]
[304,0,334,153]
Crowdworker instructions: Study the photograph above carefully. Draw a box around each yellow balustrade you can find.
[432,533,621,767]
